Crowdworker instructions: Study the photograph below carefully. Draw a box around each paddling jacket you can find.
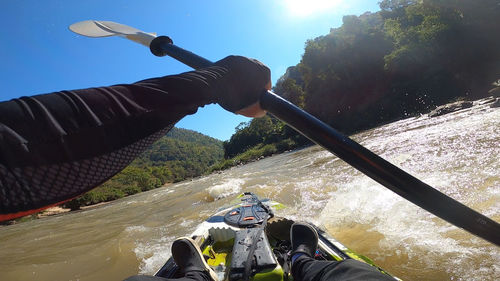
[0,66,231,220]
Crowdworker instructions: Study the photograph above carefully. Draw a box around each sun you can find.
[282,0,343,18]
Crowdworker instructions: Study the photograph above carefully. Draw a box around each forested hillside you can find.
[277,0,499,132]
[221,0,500,160]
[64,128,223,209]
[133,128,224,181]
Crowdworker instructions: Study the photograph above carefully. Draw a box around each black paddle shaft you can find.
[149,36,500,246]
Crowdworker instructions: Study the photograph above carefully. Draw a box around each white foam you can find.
[179,219,194,228]
[318,175,500,279]
[207,178,245,200]
[126,225,175,275]
[320,176,453,250]
[125,225,150,233]
[135,235,174,275]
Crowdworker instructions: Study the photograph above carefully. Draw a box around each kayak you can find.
[154,192,399,281]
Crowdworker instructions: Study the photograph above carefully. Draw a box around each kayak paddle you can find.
[70,20,500,246]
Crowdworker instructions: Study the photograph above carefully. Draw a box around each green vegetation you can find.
[206,115,310,172]
[208,138,299,173]
[223,115,308,159]
[276,0,500,134]
[221,0,500,162]
[64,128,224,210]
[133,128,224,181]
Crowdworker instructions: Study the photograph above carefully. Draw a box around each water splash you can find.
[206,178,245,200]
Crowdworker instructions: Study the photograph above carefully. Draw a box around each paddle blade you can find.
[69,20,156,47]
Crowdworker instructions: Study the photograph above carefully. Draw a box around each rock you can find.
[428,100,473,117]
[37,206,71,218]
[491,98,500,108]
[476,97,497,105]
[488,87,500,98]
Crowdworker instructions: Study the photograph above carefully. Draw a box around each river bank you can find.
[38,202,113,218]
[1,201,114,225]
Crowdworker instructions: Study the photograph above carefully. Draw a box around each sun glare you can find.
[283,0,343,18]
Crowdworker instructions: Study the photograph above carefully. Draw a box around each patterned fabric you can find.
[0,67,223,220]
[0,125,171,218]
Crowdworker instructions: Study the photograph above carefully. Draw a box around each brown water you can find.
[0,99,499,281]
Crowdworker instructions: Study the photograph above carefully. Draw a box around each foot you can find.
[290,222,318,258]
[171,237,218,281]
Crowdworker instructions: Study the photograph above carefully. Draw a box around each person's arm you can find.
[0,56,270,221]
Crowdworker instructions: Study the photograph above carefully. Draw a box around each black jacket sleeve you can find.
[0,67,225,220]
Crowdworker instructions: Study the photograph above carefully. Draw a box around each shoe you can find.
[171,237,218,281]
[290,222,318,258]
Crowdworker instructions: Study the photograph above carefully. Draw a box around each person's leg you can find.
[292,255,395,281]
[291,254,340,281]
[290,222,395,281]
[124,237,217,281]
[124,271,209,281]
[290,222,338,281]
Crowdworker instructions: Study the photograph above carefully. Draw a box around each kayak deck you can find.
[155,193,398,281]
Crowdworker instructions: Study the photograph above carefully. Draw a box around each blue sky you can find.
[1,0,380,140]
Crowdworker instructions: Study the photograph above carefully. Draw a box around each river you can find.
[0,99,498,281]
